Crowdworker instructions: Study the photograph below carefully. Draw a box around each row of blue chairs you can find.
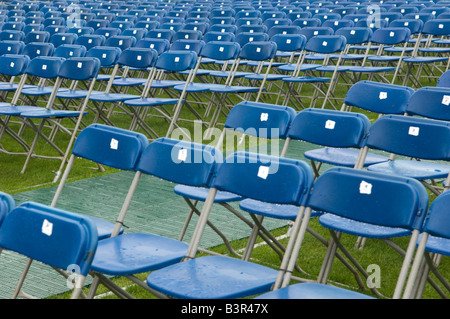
[0,99,449,298]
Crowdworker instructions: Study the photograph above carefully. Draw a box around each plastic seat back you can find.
[299,26,334,40]
[307,167,428,230]
[136,137,222,187]
[239,41,278,61]
[155,50,198,72]
[53,44,87,58]
[105,35,137,50]
[86,46,121,67]
[135,38,169,55]
[288,108,371,148]
[344,80,415,114]
[75,34,106,50]
[58,56,100,81]
[50,32,78,47]
[335,26,373,45]
[0,40,25,55]
[423,191,450,240]
[305,35,347,53]
[437,70,450,88]
[406,87,450,121]
[146,29,175,42]
[117,47,158,69]
[0,54,30,76]
[199,40,240,61]
[366,115,450,160]
[0,202,98,276]
[0,30,25,41]
[0,191,15,227]
[389,19,424,34]
[213,152,314,205]
[370,27,412,45]
[422,19,450,36]
[22,42,54,59]
[270,33,307,52]
[224,101,297,139]
[170,39,205,54]
[72,124,149,170]
[292,18,322,28]
[202,31,236,43]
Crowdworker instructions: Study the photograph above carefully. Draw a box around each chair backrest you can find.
[270,33,307,52]
[25,56,64,78]
[136,137,222,187]
[238,41,278,61]
[202,31,236,43]
[105,35,137,50]
[75,34,106,50]
[343,80,415,114]
[268,25,301,38]
[224,101,297,139]
[235,32,269,46]
[86,46,122,67]
[305,35,347,54]
[292,18,322,28]
[50,32,78,47]
[199,40,240,61]
[307,167,428,230]
[0,191,15,227]
[0,30,25,41]
[366,115,450,160]
[287,108,371,148]
[405,86,450,121]
[94,27,122,39]
[135,38,170,55]
[0,202,98,276]
[170,39,205,54]
[335,26,372,45]
[53,43,87,58]
[207,24,236,34]
[389,19,424,34]
[117,47,158,69]
[0,54,30,76]
[212,152,314,206]
[298,26,334,40]
[58,56,100,81]
[370,27,412,45]
[421,19,450,36]
[72,124,149,170]
[22,42,54,59]
[422,190,450,240]
[154,50,198,72]
[438,70,450,88]
[146,28,175,42]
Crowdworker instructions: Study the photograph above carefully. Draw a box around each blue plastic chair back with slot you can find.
[0,191,15,227]
[406,86,450,121]
[343,80,415,114]
[0,202,98,278]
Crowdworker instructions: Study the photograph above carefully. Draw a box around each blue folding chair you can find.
[85,45,122,83]
[53,43,86,58]
[437,70,450,88]
[0,201,98,299]
[22,41,54,60]
[49,32,78,47]
[147,151,315,299]
[403,190,450,299]
[86,137,223,299]
[256,167,428,299]
[364,115,450,197]
[405,86,450,123]
[75,34,106,51]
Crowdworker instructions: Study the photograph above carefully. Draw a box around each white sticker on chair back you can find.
[359,180,372,195]
[260,112,269,121]
[110,138,119,150]
[42,219,53,236]
[178,148,187,162]
[408,126,420,136]
[325,119,335,129]
[257,165,270,179]
[379,91,387,100]
[442,95,450,106]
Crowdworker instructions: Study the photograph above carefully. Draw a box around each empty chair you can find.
[22,42,54,59]
[53,44,86,58]
[75,34,106,51]
[256,167,429,299]
[147,151,315,299]
[50,32,78,47]
[0,201,98,299]
[104,35,137,51]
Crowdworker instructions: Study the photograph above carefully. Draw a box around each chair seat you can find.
[244,73,287,81]
[146,255,279,299]
[21,87,69,96]
[345,66,396,73]
[282,76,330,83]
[112,77,148,86]
[173,184,242,203]
[304,147,389,167]
[179,69,211,76]
[173,83,212,92]
[208,70,253,78]
[89,92,141,102]
[0,105,44,115]
[56,89,102,99]
[90,233,189,276]
[87,216,123,240]
[315,65,352,72]
[209,85,261,93]
[123,97,179,107]
[20,109,87,118]
[255,282,374,299]
[367,55,403,62]
[319,213,412,239]
[149,80,186,89]
[96,74,121,81]
[278,63,321,72]
[239,199,323,220]
[0,83,35,91]
[419,233,450,256]
[245,61,287,67]
[418,47,450,53]
[367,160,450,180]
[403,57,449,63]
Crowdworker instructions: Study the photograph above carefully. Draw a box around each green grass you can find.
[0,57,449,300]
